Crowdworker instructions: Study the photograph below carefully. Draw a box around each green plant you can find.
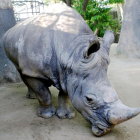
[109,0,124,4]
[72,0,121,37]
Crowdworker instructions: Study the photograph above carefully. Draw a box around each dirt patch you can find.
[0,44,140,140]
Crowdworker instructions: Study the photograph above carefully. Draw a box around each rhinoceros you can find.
[3,3,140,136]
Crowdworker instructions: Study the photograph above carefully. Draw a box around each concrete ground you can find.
[0,44,140,140]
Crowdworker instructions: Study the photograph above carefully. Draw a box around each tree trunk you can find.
[0,0,21,84]
[117,0,140,58]
[117,4,120,24]
[82,0,89,12]
[67,0,71,7]
[81,0,89,18]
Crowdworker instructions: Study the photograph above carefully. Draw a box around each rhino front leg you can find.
[22,76,56,118]
[56,90,75,119]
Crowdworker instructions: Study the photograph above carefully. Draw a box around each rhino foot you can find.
[37,105,56,119]
[56,107,75,119]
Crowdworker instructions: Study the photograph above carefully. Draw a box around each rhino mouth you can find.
[92,122,114,136]
[82,111,114,136]
[91,115,114,136]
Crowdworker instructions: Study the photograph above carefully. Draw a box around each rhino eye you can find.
[84,94,98,107]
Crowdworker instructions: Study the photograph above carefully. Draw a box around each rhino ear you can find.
[102,30,115,55]
[85,41,100,58]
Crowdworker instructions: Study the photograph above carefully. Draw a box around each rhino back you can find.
[49,4,93,57]
[3,3,93,87]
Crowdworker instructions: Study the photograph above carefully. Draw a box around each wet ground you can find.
[0,44,140,140]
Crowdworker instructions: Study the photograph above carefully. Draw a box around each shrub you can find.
[72,0,121,37]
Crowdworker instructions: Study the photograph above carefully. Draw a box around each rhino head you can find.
[65,30,140,136]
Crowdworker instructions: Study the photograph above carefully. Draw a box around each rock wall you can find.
[0,8,21,84]
[117,0,140,58]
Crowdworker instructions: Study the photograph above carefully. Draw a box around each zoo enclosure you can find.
[12,1,46,22]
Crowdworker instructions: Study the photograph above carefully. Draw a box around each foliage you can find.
[72,0,121,37]
[109,0,124,4]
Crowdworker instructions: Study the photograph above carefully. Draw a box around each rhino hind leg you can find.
[20,75,56,118]
[26,86,36,99]
[19,71,36,99]
[56,90,75,119]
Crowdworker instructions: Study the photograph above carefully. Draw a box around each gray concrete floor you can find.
[0,44,140,140]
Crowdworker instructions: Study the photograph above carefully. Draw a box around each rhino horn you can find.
[108,100,140,125]
[102,30,115,55]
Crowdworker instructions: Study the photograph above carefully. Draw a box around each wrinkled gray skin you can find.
[3,4,140,136]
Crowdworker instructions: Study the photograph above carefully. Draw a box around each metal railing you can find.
[12,1,45,22]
